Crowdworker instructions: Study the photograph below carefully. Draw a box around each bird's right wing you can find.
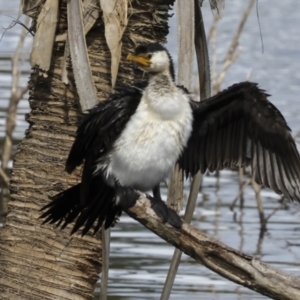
[66,81,147,173]
[179,81,300,201]
[65,81,147,205]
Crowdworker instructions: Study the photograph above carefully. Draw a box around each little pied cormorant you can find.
[41,43,300,235]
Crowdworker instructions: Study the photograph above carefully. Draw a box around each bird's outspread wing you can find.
[179,81,300,201]
[65,81,147,204]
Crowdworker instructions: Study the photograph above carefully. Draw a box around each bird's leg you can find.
[152,184,162,201]
[150,184,183,229]
[115,181,182,228]
[114,180,139,209]
[150,184,168,222]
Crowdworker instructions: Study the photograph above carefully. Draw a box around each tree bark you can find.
[0,0,174,299]
[125,194,300,300]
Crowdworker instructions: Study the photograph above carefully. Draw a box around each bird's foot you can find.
[115,184,182,229]
[149,197,182,229]
[115,185,139,209]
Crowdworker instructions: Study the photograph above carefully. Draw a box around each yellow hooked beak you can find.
[127,54,151,67]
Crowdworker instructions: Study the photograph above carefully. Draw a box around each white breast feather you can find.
[105,84,193,192]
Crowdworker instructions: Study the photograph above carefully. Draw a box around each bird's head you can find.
[127,43,175,81]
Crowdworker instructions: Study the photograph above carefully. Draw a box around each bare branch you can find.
[100,226,110,300]
[265,198,288,222]
[230,178,251,211]
[167,0,195,213]
[162,4,208,298]
[126,195,300,300]
[213,0,255,93]
[252,178,266,232]
[2,17,30,170]
[0,168,10,187]
[209,0,224,14]
[293,128,300,140]
[1,16,30,216]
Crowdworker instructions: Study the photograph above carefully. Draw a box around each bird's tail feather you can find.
[40,177,121,235]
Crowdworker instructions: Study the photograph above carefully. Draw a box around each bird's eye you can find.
[147,54,152,59]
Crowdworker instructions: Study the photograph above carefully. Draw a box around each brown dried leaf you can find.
[100,0,128,88]
[30,0,59,73]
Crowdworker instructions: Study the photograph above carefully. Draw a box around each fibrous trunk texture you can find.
[0,0,174,299]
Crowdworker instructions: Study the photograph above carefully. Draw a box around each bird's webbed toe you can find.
[115,184,139,209]
[115,182,183,229]
[150,197,183,229]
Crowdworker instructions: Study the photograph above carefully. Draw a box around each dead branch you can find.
[0,17,30,212]
[265,198,288,222]
[206,12,220,44]
[125,194,300,300]
[2,19,29,169]
[230,178,251,211]
[0,168,9,187]
[252,178,267,233]
[167,0,195,214]
[209,0,224,14]
[213,0,256,93]
[294,129,300,140]
[162,5,210,298]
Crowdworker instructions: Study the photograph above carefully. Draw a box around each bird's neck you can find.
[147,71,175,94]
[143,71,187,120]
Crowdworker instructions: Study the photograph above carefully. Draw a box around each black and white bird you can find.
[41,43,300,235]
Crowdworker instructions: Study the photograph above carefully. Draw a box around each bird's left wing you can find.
[179,81,300,201]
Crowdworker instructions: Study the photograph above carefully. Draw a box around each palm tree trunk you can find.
[0,0,174,298]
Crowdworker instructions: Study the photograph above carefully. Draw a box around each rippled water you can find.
[1,1,300,299]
